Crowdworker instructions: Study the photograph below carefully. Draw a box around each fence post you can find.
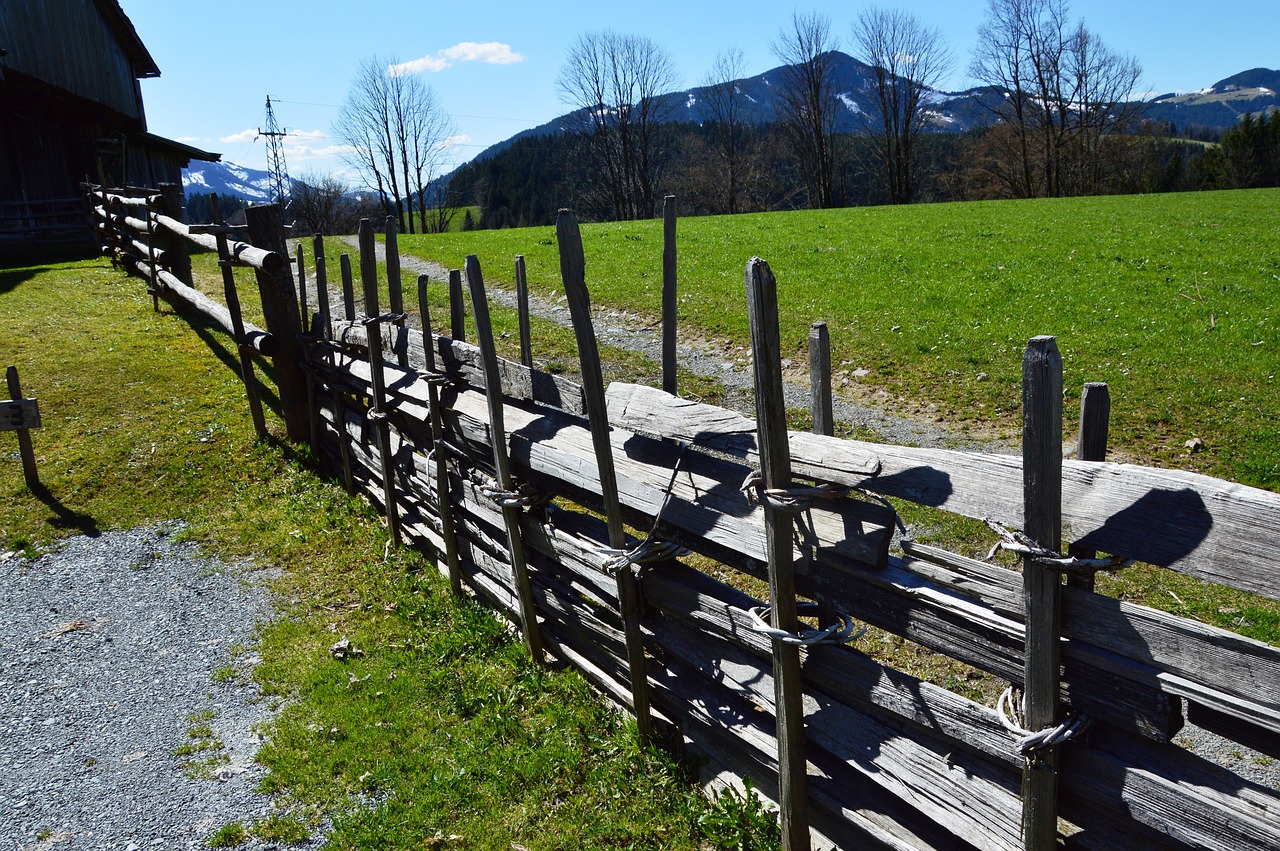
[244,204,309,443]
[358,218,402,547]
[449,269,466,341]
[557,209,654,744]
[156,183,191,287]
[339,253,356,322]
[1021,335,1064,850]
[809,321,833,437]
[515,255,533,370]
[466,255,544,665]
[210,195,267,440]
[6,366,40,489]
[745,257,810,851]
[662,194,677,395]
[1067,382,1110,592]
[384,217,409,369]
[418,274,464,598]
[313,234,332,341]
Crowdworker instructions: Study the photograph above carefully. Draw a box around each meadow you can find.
[403,189,1280,490]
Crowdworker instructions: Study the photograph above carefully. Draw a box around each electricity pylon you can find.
[258,96,290,206]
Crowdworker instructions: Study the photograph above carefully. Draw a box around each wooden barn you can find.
[0,0,218,247]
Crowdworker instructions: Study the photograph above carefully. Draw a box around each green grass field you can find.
[399,189,1280,491]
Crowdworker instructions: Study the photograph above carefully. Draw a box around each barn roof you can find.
[94,0,160,78]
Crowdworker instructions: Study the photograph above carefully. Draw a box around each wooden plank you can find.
[606,382,1280,600]
[662,195,677,396]
[557,208,653,741]
[132,259,276,355]
[466,254,544,664]
[1021,335,1065,850]
[745,256,809,850]
[152,212,282,274]
[1,396,40,432]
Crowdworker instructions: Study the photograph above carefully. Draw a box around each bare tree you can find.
[970,0,1142,197]
[557,31,679,220]
[334,56,455,232]
[851,7,952,204]
[700,47,755,214]
[772,11,841,209]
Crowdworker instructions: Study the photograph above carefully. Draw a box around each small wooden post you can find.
[359,218,401,547]
[662,195,678,396]
[5,366,40,489]
[210,195,267,440]
[244,203,310,443]
[557,209,654,743]
[515,255,533,369]
[295,243,308,321]
[466,255,544,664]
[449,269,466,341]
[157,183,191,286]
[1068,382,1111,592]
[745,257,809,850]
[384,217,409,369]
[339,253,356,322]
[1021,335,1064,851]
[313,234,332,341]
[418,274,464,597]
[809,321,834,437]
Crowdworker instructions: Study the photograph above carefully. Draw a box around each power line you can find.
[257,95,291,205]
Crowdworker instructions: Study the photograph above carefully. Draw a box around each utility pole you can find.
[258,96,290,207]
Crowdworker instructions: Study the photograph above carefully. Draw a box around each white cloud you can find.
[441,134,473,149]
[290,128,328,140]
[284,143,358,161]
[220,128,258,144]
[388,42,525,75]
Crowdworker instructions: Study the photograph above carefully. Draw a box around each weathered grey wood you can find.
[607,382,1280,600]
[1068,382,1111,591]
[156,184,192,286]
[515,255,533,369]
[449,268,465,341]
[133,259,276,355]
[809,321,834,437]
[152,212,281,275]
[418,274,463,597]
[295,243,308,322]
[1021,335,1065,850]
[339,253,356,322]
[244,204,310,443]
[358,218,401,547]
[556,208,653,742]
[312,235,332,340]
[383,217,409,369]
[466,254,544,664]
[209,194,267,440]
[6,366,39,488]
[745,257,809,850]
[662,195,677,396]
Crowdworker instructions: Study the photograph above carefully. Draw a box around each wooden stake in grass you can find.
[515,255,533,370]
[1067,382,1110,592]
[1021,335,1064,850]
[313,234,332,341]
[662,195,677,396]
[557,208,653,743]
[359,218,401,547]
[4,365,40,489]
[809,321,833,437]
[466,254,544,665]
[418,273,463,597]
[209,195,266,440]
[745,257,809,851]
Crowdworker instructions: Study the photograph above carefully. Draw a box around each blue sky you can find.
[120,0,1277,182]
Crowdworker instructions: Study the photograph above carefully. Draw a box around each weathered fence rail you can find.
[98,194,1280,851]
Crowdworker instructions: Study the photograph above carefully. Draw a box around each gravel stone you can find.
[0,522,327,850]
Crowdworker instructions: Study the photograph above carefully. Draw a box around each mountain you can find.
[467,51,1002,166]
[1144,68,1280,130]
[182,161,295,202]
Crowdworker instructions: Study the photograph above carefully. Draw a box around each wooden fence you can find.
[92,191,1280,851]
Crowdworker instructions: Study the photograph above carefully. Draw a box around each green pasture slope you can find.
[401,189,1280,491]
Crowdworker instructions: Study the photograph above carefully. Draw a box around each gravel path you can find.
[0,523,327,851]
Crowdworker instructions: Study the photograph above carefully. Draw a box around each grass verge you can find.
[0,257,775,849]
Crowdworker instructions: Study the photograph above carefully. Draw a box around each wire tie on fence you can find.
[361,312,407,326]
[745,602,866,646]
[997,686,1092,763]
[592,442,692,577]
[740,470,854,512]
[367,410,388,423]
[472,469,548,511]
[983,518,1134,574]
[417,368,452,387]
